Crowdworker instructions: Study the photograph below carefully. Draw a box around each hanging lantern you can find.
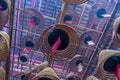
[65,72,80,80]
[0,31,9,61]
[56,9,79,29]
[96,50,120,79]
[87,75,98,80]
[0,0,11,29]
[32,67,60,80]
[40,24,80,60]
[20,8,44,33]
[0,67,5,80]
[19,54,29,64]
[113,17,120,43]
[69,55,87,72]
[61,0,88,4]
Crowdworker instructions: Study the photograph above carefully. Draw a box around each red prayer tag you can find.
[65,20,72,24]
[23,47,31,53]
[51,37,61,55]
[114,64,120,80]
[29,19,35,27]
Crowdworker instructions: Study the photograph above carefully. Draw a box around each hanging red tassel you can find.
[114,64,120,80]
[51,36,61,55]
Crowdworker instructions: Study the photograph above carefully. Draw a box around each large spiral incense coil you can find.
[113,17,120,43]
[19,54,29,64]
[32,61,48,73]
[13,69,32,80]
[87,75,98,80]
[20,8,44,33]
[21,36,39,51]
[61,0,88,4]
[56,9,79,29]
[69,55,87,72]
[13,61,48,80]
[0,31,9,61]
[80,31,99,47]
[65,72,80,80]
[32,67,60,80]
[0,0,11,29]
[110,38,120,50]
[40,24,80,60]
[96,50,120,79]
[0,67,5,80]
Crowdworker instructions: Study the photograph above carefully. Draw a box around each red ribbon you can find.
[114,64,120,80]
[51,37,61,55]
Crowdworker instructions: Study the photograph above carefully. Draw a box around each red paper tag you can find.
[65,20,72,24]
[29,19,35,27]
[23,47,31,53]
[51,37,61,55]
[114,64,120,80]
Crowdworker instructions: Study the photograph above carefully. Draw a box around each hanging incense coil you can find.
[0,67,5,80]
[19,54,29,64]
[21,36,39,51]
[113,17,120,43]
[110,37,120,50]
[32,67,60,80]
[80,31,99,47]
[32,61,48,73]
[87,75,98,80]
[20,8,44,33]
[13,69,32,80]
[61,0,88,4]
[65,72,80,80]
[69,54,87,72]
[40,24,80,60]
[0,31,9,61]
[96,50,120,79]
[56,9,79,29]
[0,0,11,29]
[13,61,48,80]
